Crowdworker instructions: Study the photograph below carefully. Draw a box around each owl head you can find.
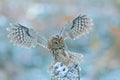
[48,35,65,51]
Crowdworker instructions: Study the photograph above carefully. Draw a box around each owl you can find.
[7,14,93,74]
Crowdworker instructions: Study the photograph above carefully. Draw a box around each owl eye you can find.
[54,42,58,44]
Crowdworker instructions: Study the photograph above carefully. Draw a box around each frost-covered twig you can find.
[50,62,81,80]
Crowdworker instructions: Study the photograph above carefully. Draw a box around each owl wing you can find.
[7,23,48,48]
[62,14,93,40]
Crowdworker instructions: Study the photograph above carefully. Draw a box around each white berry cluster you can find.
[50,62,81,80]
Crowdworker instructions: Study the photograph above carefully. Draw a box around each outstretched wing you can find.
[7,24,48,48]
[62,14,93,40]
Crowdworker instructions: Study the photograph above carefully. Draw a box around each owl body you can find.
[48,35,83,67]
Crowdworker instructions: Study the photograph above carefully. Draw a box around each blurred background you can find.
[0,0,120,80]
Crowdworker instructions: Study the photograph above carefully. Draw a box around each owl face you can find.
[48,35,65,51]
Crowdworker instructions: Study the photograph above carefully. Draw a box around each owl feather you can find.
[7,24,47,48]
[62,14,93,40]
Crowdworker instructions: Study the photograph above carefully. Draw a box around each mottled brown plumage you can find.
[48,35,83,68]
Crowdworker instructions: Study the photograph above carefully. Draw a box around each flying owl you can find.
[7,14,93,78]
